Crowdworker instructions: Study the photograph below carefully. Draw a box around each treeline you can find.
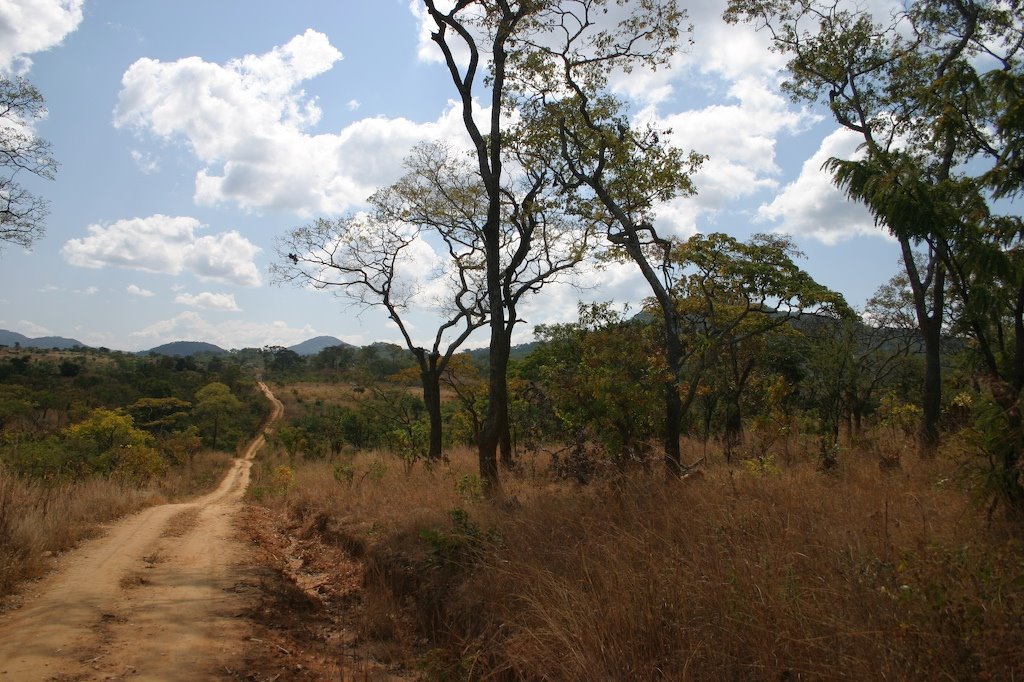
[269,295,956,478]
[0,348,266,484]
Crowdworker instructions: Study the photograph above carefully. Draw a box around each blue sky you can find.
[1,0,898,352]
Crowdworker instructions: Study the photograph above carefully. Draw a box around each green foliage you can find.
[419,507,488,567]
[61,408,161,480]
[965,389,1024,513]
[128,396,192,433]
[367,458,387,483]
[879,393,923,440]
[194,382,243,450]
[333,461,355,485]
[455,473,485,502]
[528,302,663,463]
[741,453,781,476]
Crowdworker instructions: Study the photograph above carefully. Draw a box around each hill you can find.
[289,336,350,356]
[464,341,540,363]
[142,341,229,357]
[0,329,87,350]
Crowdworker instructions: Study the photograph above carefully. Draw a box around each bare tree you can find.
[374,141,595,470]
[272,178,487,461]
[0,76,57,250]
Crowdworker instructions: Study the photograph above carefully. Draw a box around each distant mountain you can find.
[465,341,539,363]
[289,336,351,356]
[143,341,229,357]
[0,329,87,350]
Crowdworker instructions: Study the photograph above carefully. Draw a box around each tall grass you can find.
[0,468,158,595]
[250,438,1024,680]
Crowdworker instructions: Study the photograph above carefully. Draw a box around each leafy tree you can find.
[313,344,355,372]
[63,408,164,480]
[0,76,57,250]
[275,424,306,468]
[421,0,680,488]
[439,354,487,449]
[161,426,202,471]
[0,384,35,436]
[194,382,242,450]
[531,302,664,465]
[58,360,81,378]
[665,233,850,464]
[128,396,192,434]
[725,0,1023,466]
[268,347,303,376]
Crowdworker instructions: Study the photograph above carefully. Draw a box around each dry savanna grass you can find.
[0,470,159,596]
[251,437,1024,681]
[272,380,368,415]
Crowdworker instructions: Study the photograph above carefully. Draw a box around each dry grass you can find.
[250,437,1024,681]
[273,381,367,415]
[0,469,159,596]
[157,449,236,500]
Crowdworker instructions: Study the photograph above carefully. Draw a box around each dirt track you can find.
[0,382,284,681]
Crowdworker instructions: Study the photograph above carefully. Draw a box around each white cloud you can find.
[114,30,471,215]
[130,149,159,174]
[756,127,884,244]
[347,99,360,111]
[127,284,154,297]
[175,291,240,311]
[644,77,817,219]
[0,0,84,75]
[129,311,317,351]
[77,285,98,295]
[62,214,262,286]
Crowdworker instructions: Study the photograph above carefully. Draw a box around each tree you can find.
[531,302,665,465]
[63,408,163,480]
[273,146,489,463]
[277,140,592,467]
[422,0,685,487]
[194,382,242,450]
[1,76,57,250]
[668,233,850,466]
[724,0,1023,461]
[127,396,192,434]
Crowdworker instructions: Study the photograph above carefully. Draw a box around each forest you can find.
[1,0,1023,678]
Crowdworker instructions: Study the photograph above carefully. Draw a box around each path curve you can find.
[0,381,284,681]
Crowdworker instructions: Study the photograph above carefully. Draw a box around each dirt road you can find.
[0,382,284,681]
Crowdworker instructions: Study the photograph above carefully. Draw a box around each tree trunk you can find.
[478,229,506,492]
[920,317,942,457]
[500,423,513,469]
[663,320,684,475]
[421,367,443,461]
[899,237,944,458]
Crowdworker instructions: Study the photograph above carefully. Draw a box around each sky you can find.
[0,0,901,353]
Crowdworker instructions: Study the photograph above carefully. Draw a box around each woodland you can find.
[2,0,1024,679]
